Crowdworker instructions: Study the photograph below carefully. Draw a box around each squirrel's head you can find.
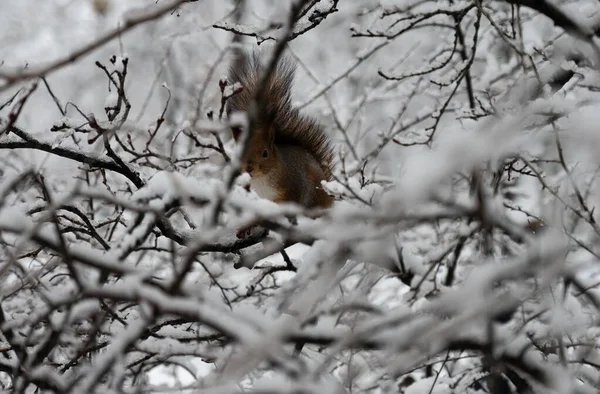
[232,125,277,177]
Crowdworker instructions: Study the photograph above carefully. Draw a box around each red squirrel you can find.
[227,51,334,235]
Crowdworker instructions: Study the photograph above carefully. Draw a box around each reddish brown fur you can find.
[226,51,335,210]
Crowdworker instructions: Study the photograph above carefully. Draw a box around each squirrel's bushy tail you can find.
[227,50,334,181]
[226,51,295,122]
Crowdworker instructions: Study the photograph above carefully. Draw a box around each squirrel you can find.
[226,51,335,225]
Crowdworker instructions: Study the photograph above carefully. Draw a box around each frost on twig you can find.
[4,0,600,393]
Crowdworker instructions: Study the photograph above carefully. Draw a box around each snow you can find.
[223,81,242,98]
[133,170,218,202]
[104,89,118,109]
[5,0,600,392]
[227,110,248,131]
[405,376,449,394]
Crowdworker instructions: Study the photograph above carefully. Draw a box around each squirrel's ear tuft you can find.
[266,125,276,143]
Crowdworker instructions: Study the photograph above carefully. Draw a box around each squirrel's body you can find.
[227,51,334,209]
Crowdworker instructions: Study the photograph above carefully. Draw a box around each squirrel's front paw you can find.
[236,224,258,239]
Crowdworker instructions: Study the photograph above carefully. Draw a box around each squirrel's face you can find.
[239,128,277,177]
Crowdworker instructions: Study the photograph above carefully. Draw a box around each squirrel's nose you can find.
[246,162,254,173]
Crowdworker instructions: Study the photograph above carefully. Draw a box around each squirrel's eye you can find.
[262,150,269,158]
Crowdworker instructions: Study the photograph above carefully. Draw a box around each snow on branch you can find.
[4,0,600,393]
